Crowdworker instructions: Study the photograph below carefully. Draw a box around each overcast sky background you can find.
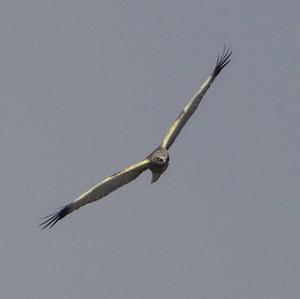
[0,1,299,298]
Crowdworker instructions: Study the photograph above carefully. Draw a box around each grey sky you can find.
[1,1,299,298]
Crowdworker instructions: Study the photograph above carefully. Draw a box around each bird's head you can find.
[151,148,169,165]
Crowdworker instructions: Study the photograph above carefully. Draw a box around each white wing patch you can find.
[183,76,212,113]
[73,159,150,204]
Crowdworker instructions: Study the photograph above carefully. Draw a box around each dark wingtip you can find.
[213,46,232,77]
[39,205,70,230]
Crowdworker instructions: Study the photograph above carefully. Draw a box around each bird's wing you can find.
[40,159,150,229]
[161,47,232,150]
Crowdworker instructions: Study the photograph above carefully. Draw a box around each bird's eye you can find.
[157,157,163,162]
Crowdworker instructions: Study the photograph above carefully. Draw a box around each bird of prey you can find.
[40,47,232,229]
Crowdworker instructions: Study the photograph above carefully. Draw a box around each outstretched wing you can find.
[161,47,232,150]
[40,159,150,229]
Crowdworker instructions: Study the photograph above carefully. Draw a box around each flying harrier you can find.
[40,47,232,229]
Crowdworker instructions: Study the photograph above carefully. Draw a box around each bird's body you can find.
[40,47,232,229]
[147,146,169,183]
